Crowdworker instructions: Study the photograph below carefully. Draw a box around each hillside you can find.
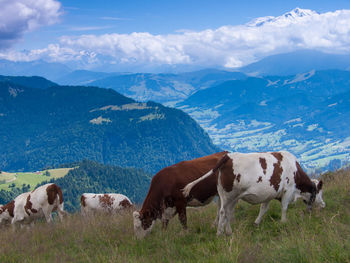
[0,169,348,262]
[0,77,219,173]
[178,70,350,171]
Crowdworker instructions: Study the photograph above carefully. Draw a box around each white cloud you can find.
[0,0,61,49]
[1,8,350,69]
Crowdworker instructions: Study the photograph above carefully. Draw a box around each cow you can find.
[183,151,325,236]
[0,183,65,228]
[133,151,228,239]
[80,193,133,215]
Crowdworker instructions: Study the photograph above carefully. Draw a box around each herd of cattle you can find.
[0,151,326,239]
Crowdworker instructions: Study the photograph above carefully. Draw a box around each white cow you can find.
[183,151,325,236]
[0,183,65,228]
[80,193,133,215]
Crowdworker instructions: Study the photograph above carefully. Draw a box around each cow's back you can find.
[81,193,132,212]
[226,151,299,204]
[30,183,62,207]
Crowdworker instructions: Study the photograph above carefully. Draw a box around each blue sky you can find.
[1,0,350,71]
[23,0,350,46]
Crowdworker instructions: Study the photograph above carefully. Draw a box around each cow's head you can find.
[133,210,156,239]
[311,179,326,209]
[300,179,325,211]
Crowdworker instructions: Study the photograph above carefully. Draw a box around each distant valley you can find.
[178,70,350,172]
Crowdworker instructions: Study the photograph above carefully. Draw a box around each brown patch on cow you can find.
[1,200,15,217]
[271,152,283,162]
[257,176,263,183]
[259,157,267,175]
[270,152,283,191]
[294,162,314,193]
[99,194,115,208]
[236,173,241,183]
[213,154,230,173]
[286,177,290,184]
[81,195,86,207]
[220,156,235,192]
[46,184,63,205]
[120,199,132,208]
[316,180,323,193]
[24,195,38,215]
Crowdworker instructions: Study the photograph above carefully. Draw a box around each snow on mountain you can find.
[247,8,318,27]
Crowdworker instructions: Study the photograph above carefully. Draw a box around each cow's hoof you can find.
[216,231,224,236]
[225,231,233,236]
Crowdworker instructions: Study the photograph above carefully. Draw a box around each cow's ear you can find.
[317,180,323,191]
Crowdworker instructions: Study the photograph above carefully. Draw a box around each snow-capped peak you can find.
[283,8,318,19]
[247,8,318,27]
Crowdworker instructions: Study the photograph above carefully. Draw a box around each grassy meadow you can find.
[0,169,349,263]
[0,168,73,191]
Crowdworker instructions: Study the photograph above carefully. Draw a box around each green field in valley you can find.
[0,168,73,191]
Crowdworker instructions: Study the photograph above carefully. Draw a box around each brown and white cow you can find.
[80,193,133,215]
[183,151,325,236]
[0,183,65,228]
[133,151,228,239]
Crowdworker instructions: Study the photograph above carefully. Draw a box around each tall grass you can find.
[0,170,349,263]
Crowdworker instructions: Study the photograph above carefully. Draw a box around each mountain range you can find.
[1,49,350,172]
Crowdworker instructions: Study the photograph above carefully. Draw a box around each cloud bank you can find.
[0,0,62,49]
[1,8,350,70]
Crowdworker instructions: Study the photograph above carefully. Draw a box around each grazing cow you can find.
[133,151,228,239]
[0,183,65,228]
[183,151,325,236]
[80,193,133,215]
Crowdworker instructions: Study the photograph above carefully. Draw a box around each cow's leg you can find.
[11,219,19,232]
[162,218,169,229]
[217,196,233,236]
[212,198,221,228]
[42,206,53,223]
[175,201,187,229]
[254,201,270,225]
[281,192,293,223]
[57,203,66,221]
[224,199,238,235]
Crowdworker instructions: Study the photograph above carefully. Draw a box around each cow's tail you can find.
[182,154,231,197]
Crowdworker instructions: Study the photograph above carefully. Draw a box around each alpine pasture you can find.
[0,169,349,263]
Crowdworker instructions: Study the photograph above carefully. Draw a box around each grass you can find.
[0,168,73,190]
[0,169,349,263]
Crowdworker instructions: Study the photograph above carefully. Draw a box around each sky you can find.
[1,0,350,72]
